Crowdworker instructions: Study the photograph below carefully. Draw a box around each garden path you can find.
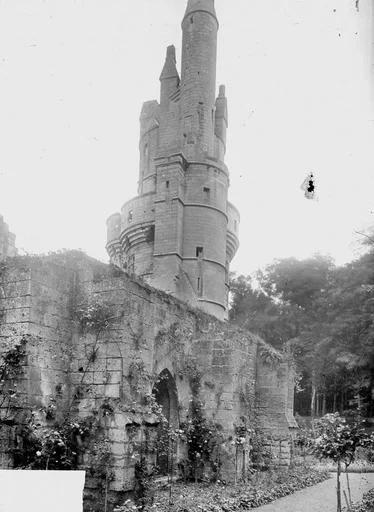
[254,473,374,512]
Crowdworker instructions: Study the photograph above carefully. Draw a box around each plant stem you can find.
[104,466,108,512]
[345,465,352,507]
[343,490,351,510]
[337,460,342,512]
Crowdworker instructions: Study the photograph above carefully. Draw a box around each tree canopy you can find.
[230,250,374,418]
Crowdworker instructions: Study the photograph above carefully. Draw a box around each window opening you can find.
[128,210,133,223]
[197,277,203,296]
[196,247,203,258]
[146,225,155,243]
[128,254,135,274]
[166,180,170,189]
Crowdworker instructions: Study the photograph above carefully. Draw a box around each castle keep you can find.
[106,0,239,320]
[0,2,296,510]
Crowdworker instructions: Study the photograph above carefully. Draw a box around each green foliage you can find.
[313,413,373,467]
[0,336,28,426]
[230,250,374,418]
[181,401,224,481]
[0,340,27,380]
[76,298,114,335]
[13,414,97,469]
[133,456,156,510]
[130,466,330,511]
[347,489,374,512]
[258,339,283,367]
[257,255,335,309]
[128,359,152,395]
[88,437,115,491]
[249,431,274,471]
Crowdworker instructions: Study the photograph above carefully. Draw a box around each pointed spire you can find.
[218,84,226,98]
[183,0,218,25]
[160,45,179,81]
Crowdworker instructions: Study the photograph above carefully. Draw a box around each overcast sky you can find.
[0,0,373,275]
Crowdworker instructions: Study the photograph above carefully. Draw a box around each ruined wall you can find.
[0,253,294,510]
[255,347,298,467]
[0,216,17,260]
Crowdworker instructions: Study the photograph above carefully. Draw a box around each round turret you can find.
[181,0,218,157]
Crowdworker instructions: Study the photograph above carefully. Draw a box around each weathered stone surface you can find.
[0,216,17,261]
[0,5,297,512]
[106,0,239,321]
[0,253,295,503]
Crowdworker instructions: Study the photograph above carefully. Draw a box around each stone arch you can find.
[152,368,179,428]
[152,369,179,475]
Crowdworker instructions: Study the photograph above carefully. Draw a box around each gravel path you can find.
[254,473,374,512]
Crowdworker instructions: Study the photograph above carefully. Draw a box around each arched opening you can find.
[152,369,179,475]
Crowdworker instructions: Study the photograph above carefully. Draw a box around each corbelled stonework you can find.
[0,3,296,510]
[106,0,239,320]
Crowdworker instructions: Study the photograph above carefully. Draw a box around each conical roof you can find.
[160,45,179,80]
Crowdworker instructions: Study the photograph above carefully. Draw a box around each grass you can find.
[314,460,374,473]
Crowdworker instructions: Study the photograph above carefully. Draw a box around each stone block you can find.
[110,428,126,443]
[104,383,121,398]
[111,442,125,457]
[106,358,122,371]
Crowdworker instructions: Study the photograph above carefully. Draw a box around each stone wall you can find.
[0,252,295,510]
[0,216,17,260]
[106,1,240,321]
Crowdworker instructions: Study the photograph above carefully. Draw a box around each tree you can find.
[230,251,374,418]
[313,413,373,511]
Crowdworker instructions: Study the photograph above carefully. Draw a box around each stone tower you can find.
[106,0,239,320]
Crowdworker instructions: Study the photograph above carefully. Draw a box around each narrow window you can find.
[197,277,203,296]
[196,246,203,258]
[146,225,155,243]
[190,16,194,24]
[166,180,170,189]
[203,187,210,198]
[144,143,149,159]
[129,254,135,274]
[128,210,133,223]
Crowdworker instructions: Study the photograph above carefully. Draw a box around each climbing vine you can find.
[258,339,283,367]
[128,359,152,396]
[178,358,226,482]
[11,411,98,469]
[0,336,28,427]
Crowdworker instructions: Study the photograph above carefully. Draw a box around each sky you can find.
[0,0,373,276]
